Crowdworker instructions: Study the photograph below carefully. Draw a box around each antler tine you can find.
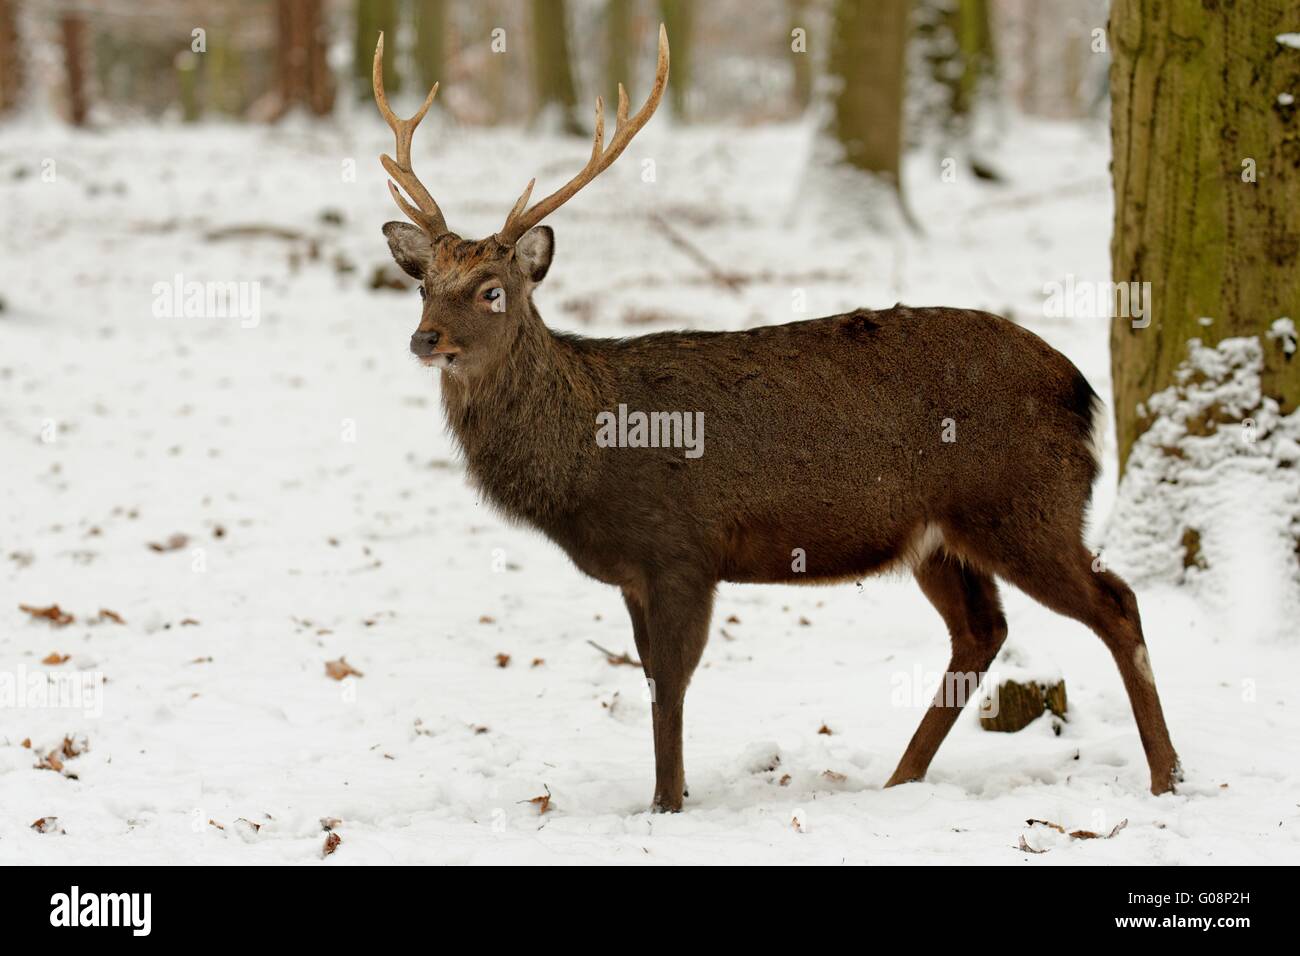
[373,31,448,237]
[496,23,669,245]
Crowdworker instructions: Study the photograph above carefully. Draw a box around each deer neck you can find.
[438,307,600,525]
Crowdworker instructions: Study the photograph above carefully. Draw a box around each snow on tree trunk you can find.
[1106,1,1300,625]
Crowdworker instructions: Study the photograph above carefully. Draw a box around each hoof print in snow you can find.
[979,679,1067,733]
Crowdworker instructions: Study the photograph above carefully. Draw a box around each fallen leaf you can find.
[179,618,200,626]
[791,815,805,833]
[35,751,63,772]
[323,832,342,857]
[208,819,224,830]
[61,735,87,759]
[523,785,552,814]
[21,738,31,749]
[1026,818,1065,833]
[817,724,833,736]
[779,774,791,786]
[97,608,125,624]
[494,653,511,668]
[31,816,62,834]
[1018,835,1047,854]
[822,769,847,783]
[325,657,363,680]
[798,616,811,626]
[531,658,544,667]
[479,614,496,624]
[20,604,74,626]
[147,533,189,553]
[726,614,741,624]
[41,652,70,665]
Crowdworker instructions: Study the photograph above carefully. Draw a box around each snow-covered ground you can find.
[1,115,1296,864]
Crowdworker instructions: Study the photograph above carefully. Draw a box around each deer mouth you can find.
[419,350,459,370]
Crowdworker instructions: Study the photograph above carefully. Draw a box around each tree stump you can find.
[980,678,1067,733]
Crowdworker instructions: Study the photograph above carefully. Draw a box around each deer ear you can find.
[515,226,554,283]
[383,222,433,280]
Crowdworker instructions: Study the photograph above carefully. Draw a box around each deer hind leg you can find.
[886,550,1007,788]
[986,541,1181,795]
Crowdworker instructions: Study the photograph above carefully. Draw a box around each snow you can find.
[2,115,1297,864]
[1277,33,1300,50]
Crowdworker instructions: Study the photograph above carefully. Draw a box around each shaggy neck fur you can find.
[438,302,604,525]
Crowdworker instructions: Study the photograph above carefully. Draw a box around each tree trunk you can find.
[0,0,20,115]
[274,0,334,117]
[606,0,633,107]
[59,14,89,127]
[828,0,909,187]
[531,0,582,135]
[414,0,446,93]
[659,0,691,121]
[355,0,400,102]
[787,0,812,111]
[1109,0,1300,472]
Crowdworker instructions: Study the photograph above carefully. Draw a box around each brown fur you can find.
[384,224,1182,810]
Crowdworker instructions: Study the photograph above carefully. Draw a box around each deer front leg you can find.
[624,579,714,812]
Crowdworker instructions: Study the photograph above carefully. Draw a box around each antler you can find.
[373,32,448,237]
[496,23,670,245]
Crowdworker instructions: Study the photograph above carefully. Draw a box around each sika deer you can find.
[373,26,1181,811]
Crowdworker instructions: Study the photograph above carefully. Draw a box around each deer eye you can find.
[418,286,427,301]
[483,287,503,304]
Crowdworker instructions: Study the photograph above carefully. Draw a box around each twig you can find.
[586,640,640,667]
[647,212,746,294]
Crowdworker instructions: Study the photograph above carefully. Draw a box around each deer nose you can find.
[410,329,440,356]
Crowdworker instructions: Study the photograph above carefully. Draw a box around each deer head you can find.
[373,26,669,374]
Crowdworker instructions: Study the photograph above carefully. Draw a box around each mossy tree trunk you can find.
[659,0,691,120]
[1110,0,1300,471]
[355,0,400,102]
[532,0,583,135]
[606,0,633,107]
[414,0,446,94]
[828,0,909,191]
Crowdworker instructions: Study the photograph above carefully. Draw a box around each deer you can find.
[372,26,1181,812]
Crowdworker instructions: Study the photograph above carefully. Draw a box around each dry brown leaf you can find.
[726,614,741,624]
[798,616,811,626]
[235,817,261,832]
[494,653,511,668]
[21,737,31,749]
[41,652,70,665]
[524,785,552,814]
[791,815,805,833]
[97,608,125,624]
[822,769,847,783]
[208,819,224,830]
[779,773,792,786]
[817,724,833,736]
[179,618,200,626]
[479,614,496,624]
[325,657,363,680]
[61,735,87,759]
[323,831,342,857]
[20,604,75,626]
[147,533,189,553]
[531,658,545,667]
[1026,818,1066,833]
[35,751,63,772]
[1018,835,1047,854]
[31,816,62,834]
